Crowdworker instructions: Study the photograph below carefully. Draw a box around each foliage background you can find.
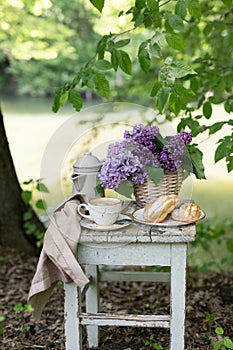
[0,0,233,270]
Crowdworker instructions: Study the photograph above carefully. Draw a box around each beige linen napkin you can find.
[28,194,89,320]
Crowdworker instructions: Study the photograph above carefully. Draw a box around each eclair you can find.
[143,195,179,223]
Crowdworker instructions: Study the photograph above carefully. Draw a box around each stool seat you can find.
[64,220,196,350]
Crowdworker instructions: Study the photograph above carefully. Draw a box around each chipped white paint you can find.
[64,222,196,350]
[80,313,170,328]
[170,244,187,350]
[64,282,82,350]
[85,265,99,348]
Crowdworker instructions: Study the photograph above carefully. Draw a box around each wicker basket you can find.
[134,168,183,207]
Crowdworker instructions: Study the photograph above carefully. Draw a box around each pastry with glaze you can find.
[143,195,179,223]
[171,202,201,222]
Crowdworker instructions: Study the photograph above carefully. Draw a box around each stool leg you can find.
[85,265,99,348]
[64,282,82,350]
[170,244,187,350]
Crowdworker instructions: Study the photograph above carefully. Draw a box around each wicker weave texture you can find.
[134,169,183,207]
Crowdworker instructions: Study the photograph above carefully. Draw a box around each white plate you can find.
[80,214,132,231]
[133,208,205,227]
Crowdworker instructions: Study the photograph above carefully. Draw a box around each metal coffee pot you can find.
[71,151,104,200]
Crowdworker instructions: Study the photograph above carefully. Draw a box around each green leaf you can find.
[187,145,206,179]
[95,182,103,194]
[13,303,24,312]
[175,0,187,19]
[59,91,69,107]
[150,42,161,58]
[223,336,233,349]
[52,92,61,113]
[36,199,47,210]
[68,90,83,112]
[215,141,228,163]
[96,35,108,59]
[146,0,159,19]
[157,87,170,113]
[138,47,151,73]
[178,117,204,137]
[151,81,162,97]
[36,182,49,193]
[21,190,32,205]
[168,14,184,32]
[224,101,232,113]
[118,50,132,75]
[171,62,196,78]
[203,101,212,119]
[136,0,146,9]
[169,92,182,116]
[111,49,119,71]
[24,304,34,312]
[208,122,225,135]
[23,179,33,185]
[145,166,164,185]
[116,180,134,198]
[165,33,185,51]
[213,341,223,350]
[94,73,110,98]
[221,0,232,6]
[114,39,130,48]
[226,239,233,253]
[227,156,233,172]
[215,327,224,335]
[185,0,201,19]
[23,210,33,221]
[138,41,148,53]
[95,59,112,70]
[89,0,104,13]
[173,83,195,97]
[143,340,151,346]
[154,133,169,150]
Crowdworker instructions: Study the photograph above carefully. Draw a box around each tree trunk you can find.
[0,106,44,255]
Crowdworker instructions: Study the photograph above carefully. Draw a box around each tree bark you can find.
[0,106,44,255]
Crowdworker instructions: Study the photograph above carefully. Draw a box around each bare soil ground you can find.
[0,245,232,350]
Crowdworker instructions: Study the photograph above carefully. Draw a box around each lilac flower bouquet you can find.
[98,124,205,196]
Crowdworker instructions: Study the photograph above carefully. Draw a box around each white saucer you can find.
[80,214,132,231]
[133,208,205,227]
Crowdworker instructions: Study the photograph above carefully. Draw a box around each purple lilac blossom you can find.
[124,124,159,152]
[99,126,193,188]
[169,132,192,157]
[107,139,160,168]
[98,151,146,189]
[159,146,182,174]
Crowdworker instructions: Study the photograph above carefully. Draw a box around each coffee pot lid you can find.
[73,152,102,172]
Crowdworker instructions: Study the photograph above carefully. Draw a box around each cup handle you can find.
[77,203,91,220]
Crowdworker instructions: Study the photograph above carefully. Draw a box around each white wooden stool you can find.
[64,221,196,350]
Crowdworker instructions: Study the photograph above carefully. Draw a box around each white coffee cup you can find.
[77,197,122,226]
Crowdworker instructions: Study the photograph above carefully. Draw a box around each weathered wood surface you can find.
[78,243,172,266]
[80,313,170,328]
[100,270,170,282]
[79,221,196,244]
